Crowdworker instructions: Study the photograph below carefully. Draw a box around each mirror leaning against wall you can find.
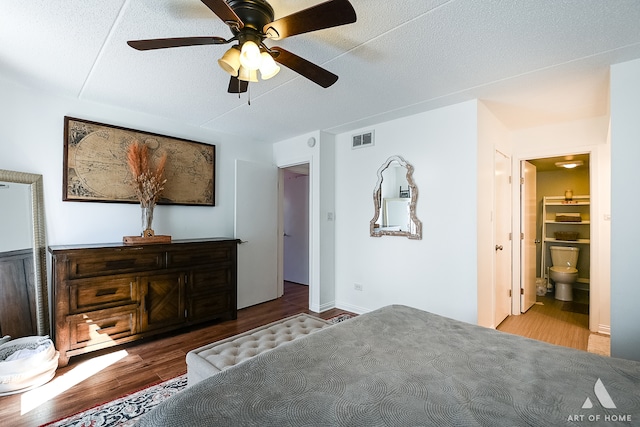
[370,155,422,240]
[0,169,49,339]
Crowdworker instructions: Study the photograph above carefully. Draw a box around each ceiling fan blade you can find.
[264,0,356,40]
[201,0,244,28]
[271,47,338,88]
[228,76,248,93]
[127,36,227,51]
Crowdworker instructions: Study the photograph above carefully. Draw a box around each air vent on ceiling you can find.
[352,130,374,149]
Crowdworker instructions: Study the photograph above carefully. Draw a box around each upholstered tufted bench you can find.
[186,313,332,386]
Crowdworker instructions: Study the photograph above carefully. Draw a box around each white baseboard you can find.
[334,301,370,315]
[317,301,335,313]
[598,324,611,335]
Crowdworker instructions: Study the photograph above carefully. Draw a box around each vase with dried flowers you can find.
[126,141,167,237]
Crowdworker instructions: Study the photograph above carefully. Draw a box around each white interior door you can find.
[521,160,537,312]
[494,150,512,326]
[235,159,278,309]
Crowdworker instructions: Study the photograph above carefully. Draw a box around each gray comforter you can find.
[137,305,640,426]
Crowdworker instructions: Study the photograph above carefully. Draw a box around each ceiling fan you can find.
[127,0,357,94]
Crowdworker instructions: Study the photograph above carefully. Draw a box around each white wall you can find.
[334,101,479,324]
[610,58,640,361]
[0,76,271,247]
[318,132,336,309]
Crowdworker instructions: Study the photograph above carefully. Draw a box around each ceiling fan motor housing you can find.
[228,0,274,35]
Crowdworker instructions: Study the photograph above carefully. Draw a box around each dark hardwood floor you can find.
[1,284,593,426]
[0,282,351,426]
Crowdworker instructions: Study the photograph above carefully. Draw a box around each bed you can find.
[136,305,640,426]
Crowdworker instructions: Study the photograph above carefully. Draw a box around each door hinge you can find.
[509,289,512,297]
[520,177,525,185]
[185,309,188,318]
[520,288,524,295]
[521,232,524,240]
[509,232,512,241]
[508,176,512,184]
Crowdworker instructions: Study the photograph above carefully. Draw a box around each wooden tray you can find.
[123,235,172,245]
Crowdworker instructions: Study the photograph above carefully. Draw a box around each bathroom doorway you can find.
[522,153,591,329]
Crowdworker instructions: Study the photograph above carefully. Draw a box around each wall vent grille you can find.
[352,130,374,149]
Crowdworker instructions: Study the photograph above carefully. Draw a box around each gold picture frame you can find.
[63,116,215,206]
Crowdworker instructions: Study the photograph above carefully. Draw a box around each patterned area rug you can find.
[43,313,353,426]
[327,313,353,323]
[42,374,187,427]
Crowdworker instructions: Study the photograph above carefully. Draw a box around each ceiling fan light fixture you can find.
[218,47,241,76]
[239,40,262,70]
[237,66,258,82]
[259,52,280,80]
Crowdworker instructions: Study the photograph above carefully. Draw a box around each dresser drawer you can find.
[68,277,138,313]
[188,265,232,294]
[187,290,231,322]
[167,244,233,268]
[66,306,137,351]
[67,250,163,279]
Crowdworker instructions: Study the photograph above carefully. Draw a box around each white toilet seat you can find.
[550,266,578,275]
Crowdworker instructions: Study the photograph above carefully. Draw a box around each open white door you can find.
[521,161,537,312]
[494,150,512,326]
[235,159,278,309]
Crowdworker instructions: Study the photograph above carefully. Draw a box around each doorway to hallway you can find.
[281,164,310,299]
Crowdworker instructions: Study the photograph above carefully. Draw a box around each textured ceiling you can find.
[1,0,640,143]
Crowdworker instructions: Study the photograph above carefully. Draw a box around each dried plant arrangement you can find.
[126,140,167,208]
[126,140,168,239]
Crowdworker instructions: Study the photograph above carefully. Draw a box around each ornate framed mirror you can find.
[0,169,49,337]
[370,155,422,239]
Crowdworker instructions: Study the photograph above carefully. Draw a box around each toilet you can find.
[549,246,579,301]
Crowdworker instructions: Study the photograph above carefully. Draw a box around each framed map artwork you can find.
[63,117,215,206]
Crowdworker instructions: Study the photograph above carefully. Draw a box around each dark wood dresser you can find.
[49,238,238,366]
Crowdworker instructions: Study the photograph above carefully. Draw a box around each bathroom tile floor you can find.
[497,290,590,351]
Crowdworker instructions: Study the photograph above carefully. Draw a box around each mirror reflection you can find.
[0,170,49,338]
[370,155,422,239]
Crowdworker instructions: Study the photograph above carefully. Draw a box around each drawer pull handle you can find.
[95,288,118,297]
[105,259,136,269]
[96,322,117,330]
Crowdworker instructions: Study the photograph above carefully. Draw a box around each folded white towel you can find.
[5,343,50,362]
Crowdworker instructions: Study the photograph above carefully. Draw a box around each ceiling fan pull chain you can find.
[248,84,251,106]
